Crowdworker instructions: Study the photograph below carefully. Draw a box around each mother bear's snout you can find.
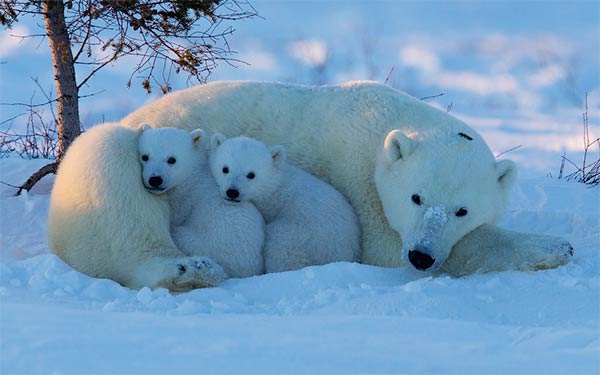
[408,248,436,271]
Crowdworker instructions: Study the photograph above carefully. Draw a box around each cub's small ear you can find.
[137,123,151,135]
[211,133,226,150]
[190,129,205,148]
[270,145,286,167]
[383,129,413,164]
[496,159,517,192]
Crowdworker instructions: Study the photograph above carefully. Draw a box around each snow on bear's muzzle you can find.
[405,205,449,271]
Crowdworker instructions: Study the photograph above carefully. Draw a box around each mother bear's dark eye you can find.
[456,208,468,217]
[411,194,422,205]
[167,157,176,164]
[141,154,149,162]
[222,166,229,174]
[247,172,255,180]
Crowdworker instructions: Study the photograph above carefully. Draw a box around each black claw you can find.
[178,264,186,274]
[567,245,574,257]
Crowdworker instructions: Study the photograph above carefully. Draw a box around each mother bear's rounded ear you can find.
[495,159,517,192]
[383,129,413,164]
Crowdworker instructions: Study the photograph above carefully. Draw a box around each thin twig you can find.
[554,92,598,187]
[495,145,522,158]
[384,66,395,85]
[420,93,445,101]
[0,180,22,189]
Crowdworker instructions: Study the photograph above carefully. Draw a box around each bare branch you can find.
[72,3,93,62]
[77,52,119,89]
[420,93,445,101]
[495,145,522,159]
[555,92,599,187]
[384,66,395,86]
[15,162,58,195]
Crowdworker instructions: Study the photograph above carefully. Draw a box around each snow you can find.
[1,155,599,374]
[1,1,599,373]
[418,205,448,246]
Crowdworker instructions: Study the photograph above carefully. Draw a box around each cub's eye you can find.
[222,166,229,174]
[141,155,149,162]
[411,194,422,206]
[247,172,255,180]
[456,208,468,217]
[167,157,176,165]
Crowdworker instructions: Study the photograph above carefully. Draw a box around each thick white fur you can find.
[49,123,228,290]
[138,127,264,279]
[120,81,572,275]
[209,136,360,272]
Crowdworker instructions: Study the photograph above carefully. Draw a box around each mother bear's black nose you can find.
[408,249,435,271]
[149,176,163,187]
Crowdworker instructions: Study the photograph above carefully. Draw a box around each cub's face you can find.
[209,134,285,203]
[137,125,204,194]
[374,129,516,272]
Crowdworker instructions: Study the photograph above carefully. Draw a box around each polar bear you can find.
[49,81,574,289]
[209,135,360,272]
[137,125,264,279]
[121,81,573,275]
[48,123,228,290]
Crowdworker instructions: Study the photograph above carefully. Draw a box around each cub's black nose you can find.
[149,176,163,187]
[408,250,435,271]
[226,189,240,199]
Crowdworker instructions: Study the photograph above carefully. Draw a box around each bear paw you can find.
[528,237,574,271]
[149,256,227,291]
[184,256,228,286]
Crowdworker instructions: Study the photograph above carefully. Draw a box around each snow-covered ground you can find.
[1,1,599,374]
[1,154,599,374]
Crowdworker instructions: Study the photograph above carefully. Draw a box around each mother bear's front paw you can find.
[157,256,227,291]
[188,256,228,286]
[527,236,574,271]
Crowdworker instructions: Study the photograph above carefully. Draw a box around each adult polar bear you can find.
[49,81,573,290]
[118,80,573,276]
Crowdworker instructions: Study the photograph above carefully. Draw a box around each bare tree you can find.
[0,0,257,194]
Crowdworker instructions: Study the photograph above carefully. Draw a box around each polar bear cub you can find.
[138,125,265,280]
[209,134,361,273]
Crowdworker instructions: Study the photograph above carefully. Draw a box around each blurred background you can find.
[1,0,598,175]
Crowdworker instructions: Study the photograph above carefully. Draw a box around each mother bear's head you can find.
[374,128,517,272]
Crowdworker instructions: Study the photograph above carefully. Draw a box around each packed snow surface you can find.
[1,156,598,374]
